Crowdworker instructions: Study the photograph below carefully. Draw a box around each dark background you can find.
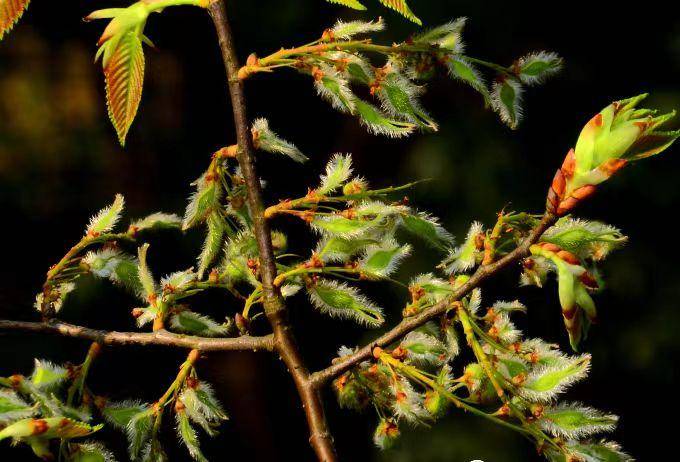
[1,1,678,460]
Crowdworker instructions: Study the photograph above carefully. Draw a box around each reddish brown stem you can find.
[206,2,336,460]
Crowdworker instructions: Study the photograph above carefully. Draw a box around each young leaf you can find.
[137,243,157,298]
[125,408,153,459]
[314,65,356,113]
[376,70,438,131]
[520,354,591,402]
[84,249,143,296]
[491,78,523,129]
[539,403,618,439]
[329,18,384,40]
[442,221,484,274]
[307,279,384,327]
[183,172,223,230]
[378,0,421,25]
[0,0,30,41]
[413,18,466,51]
[318,153,353,194]
[86,194,124,236]
[373,418,400,450]
[354,99,415,138]
[69,442,116,462]
[0,389,34,424]
[176,411,207,462]
[446,56,489,102]
[251,118,308,163]
[400,331,447,365]
[179,382,228,436]
[547,440,633,462]
[325,0,367,10]
[514,51,563,85]
[197,211,227,279]
[541,218,627,261]
[315,236,379,263]
[409,273,453,303]
[31,359,68,391]
[129,213,182,234]
[101,30,145,146]
[358,238,411,277]
[102,401,150,429]
[400,212,454,250]
[169,311,228,337]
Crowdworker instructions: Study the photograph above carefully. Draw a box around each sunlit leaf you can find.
[491,78,523,129]
[0,0,31,41]
[539,403,618,439]
[378,0,421,25]
[176,411,207,462]
[170,311,228,337]
[86,194,124,236]
[325,0,366,10]
[308,279,384,327]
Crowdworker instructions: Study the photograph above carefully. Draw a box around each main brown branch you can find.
[309,212,556,388]
[206,1,337,460]
[0,319,274,351]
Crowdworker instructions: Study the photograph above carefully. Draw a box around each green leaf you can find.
[520,354,591,402]
[373,418,400,450]
[86,194,124,236]
[170,311,228,337]
[314,66,356,113]
[137,243,157,298]
[125,408,153,459]
[102,401,150,429]
[0,389,34,424]
[329,18,384,40]
[251,118,308,163]
[0,0,31,41]
[176,411,207,462]
[377,71,438,131]
[312,214,383,238]
[308,279,384,327]
[31,359,68,391]
[515,51,563,85]
[540,403,618,439]
[625,129,680,160]
[400,331,447,364]
[318,153,353,194]
[441,221,483,274]
[354,99,415,138]
[541,218,627,260]
[183,171,223,230]
[197,211,227,279]
[316,236,379,263]
[84,249,143,297]
[378,0,421,25]
[69,442,116,462]
[325,0,367,10]
[358,238,411,277]
[491,78,523,129]
[413,19,466,50]
[400,212,453,250]
[129,213,182,233]
[179,383,227,437]
[547,440,633,462]
[446,57,490,103]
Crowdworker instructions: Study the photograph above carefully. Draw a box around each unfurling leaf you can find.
[539,403,618,439]
[446,57,489,103]
[373,418,400,449]
[378,0,421,25]
[491,78,523,129]
[176,411,208,462]
[30,359,68,391]
[328,18,384,40]
[358,238,411,277]
[84,249,142,296]
[170,311,228,337]
[546,440,633,462]
[0,0,31,41]
[316,236,379,263]
[102,401,150,429]
[376,70,438,131]
[514,51,563,85]
[124,408,153,459]
[400,331,447,365]
[541,218,627,261]
[0,389,34,424]
[314,66,356,113]
[137,243,157,298]
[197,211,227,278]
[307,279,384,327]
[101,30,145,146]
[68,442,116,462]
[251,118,308,163]
[183,172,223,230]
[354,99,416,138]
[129,213,182,234]
[400,212,454,250]
[318,153,353,194]
[520,354,591,402]
[86,194,124,237]
[179,382,228,436]
[442,221,484,274]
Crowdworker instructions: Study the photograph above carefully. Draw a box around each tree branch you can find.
[0,319,274,352]
[206,2,336,460]
[309,212,556,388]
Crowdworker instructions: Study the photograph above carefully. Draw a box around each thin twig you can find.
[309,212,556,388]
[207,1,337,460]
[0,319,274,352]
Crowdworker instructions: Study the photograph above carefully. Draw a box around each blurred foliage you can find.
[0,0,678,460]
